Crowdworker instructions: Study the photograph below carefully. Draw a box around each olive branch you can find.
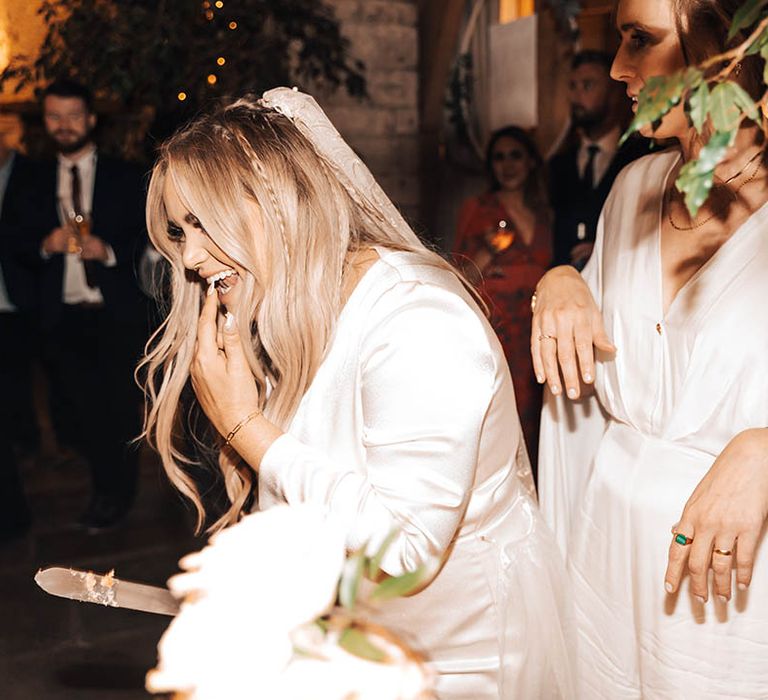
[621,0,768,217]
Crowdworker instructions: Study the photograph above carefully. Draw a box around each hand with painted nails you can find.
[664,429,768,603]
[530,265,616,399]
[189,290,277,462]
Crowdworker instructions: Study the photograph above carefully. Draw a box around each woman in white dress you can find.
[535,0,768,697]
[139,88,572,698]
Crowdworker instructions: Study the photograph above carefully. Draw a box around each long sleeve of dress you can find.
[259,279,497,577]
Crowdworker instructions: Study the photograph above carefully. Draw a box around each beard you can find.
[571,104,609,131]
[51,129,93,155]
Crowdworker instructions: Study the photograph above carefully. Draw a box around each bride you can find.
[139,87,572,698]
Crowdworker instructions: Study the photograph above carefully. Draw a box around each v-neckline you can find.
[655,153,768,321]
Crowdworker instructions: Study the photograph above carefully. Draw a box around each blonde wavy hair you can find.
[140,96,475,532]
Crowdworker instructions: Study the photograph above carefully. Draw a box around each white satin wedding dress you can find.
[540,150,768,699]
[258,247,573,699]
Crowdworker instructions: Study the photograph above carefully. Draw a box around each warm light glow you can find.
[205,9,214,20]
[0,20,10,71]
[207,74,217,85]
[228,21,238,30]
[499,0,535,23]
[202,1,211,8]
[214,1,224,8]
[177,92,187,101]
[216,56,226,66]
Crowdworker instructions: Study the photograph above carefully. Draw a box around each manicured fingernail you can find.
[695,595,706,604]
[583,372,593,383]
[665,582,674,593]
[536,374,545,383]
[738,582,748,591]
[207,281,216,296]
[224,312,235,330]
[551,385,561,395]
[567,387,578,398]
[717,595,728,603]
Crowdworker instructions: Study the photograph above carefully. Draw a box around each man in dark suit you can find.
[7,80,148,531]
[549,50,649,269]
[0,132,38,541]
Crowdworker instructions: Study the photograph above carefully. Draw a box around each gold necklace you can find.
[667,149,764,231]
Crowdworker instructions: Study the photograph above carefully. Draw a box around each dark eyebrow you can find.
[184,213,204,229]
[619,22,663,33]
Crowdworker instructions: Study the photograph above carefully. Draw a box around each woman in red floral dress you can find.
[453,126,552,477]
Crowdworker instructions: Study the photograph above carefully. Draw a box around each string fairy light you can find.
[217,56,226,66]
[177,91,187,101]
[229,21,238,30]
[207,74,218,85]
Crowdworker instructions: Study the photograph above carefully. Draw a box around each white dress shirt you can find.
[576,126,621,186]
[55,145,115,305]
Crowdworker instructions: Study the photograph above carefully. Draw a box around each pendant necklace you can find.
[667,148,764,231]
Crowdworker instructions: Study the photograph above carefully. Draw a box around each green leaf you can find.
[676,130,736,218]
[622,69,700,143]
[709,81,758,131]
[746,26,768,54]
[338,627,387,663]
[338,550,366,610]
[687,81,709,133]
[369,566,428,603]
[761,43,768,84]
[728,0,768,40]
[367,530,398,579]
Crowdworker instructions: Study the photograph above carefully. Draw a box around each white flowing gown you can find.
[540,151,768,699]
[258,248,573,699]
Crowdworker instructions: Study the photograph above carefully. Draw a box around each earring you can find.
[733,62,743,77]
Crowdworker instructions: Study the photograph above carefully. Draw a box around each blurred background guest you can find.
[5,80,148,532]
[548,50,648,269]
[453,126,551,476]
[0,129,37,541]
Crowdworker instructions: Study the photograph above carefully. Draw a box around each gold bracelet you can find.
[224,410,261,446]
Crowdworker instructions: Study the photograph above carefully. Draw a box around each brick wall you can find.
[317,0,421,222]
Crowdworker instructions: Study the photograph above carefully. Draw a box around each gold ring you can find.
[538,334,556,341]
[713,548,733,556]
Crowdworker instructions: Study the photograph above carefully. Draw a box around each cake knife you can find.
[35,566,180,616]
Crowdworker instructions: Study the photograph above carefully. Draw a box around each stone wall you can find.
[318,0,420,222]
[0,1,422,218]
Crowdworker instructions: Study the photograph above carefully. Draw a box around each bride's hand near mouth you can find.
[190,290,282,468]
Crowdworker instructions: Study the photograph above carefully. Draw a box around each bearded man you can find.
[6,80,148,531]
[548,50,649,268]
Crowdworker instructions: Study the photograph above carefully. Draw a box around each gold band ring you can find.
[713,548,733,556]
[538,334,556,341]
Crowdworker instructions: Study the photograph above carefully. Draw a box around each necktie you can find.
[70,164,97,288]
[583,144,600,189]
[70,164,83,216]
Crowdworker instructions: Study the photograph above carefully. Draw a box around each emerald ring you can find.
[674,533,693,546]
